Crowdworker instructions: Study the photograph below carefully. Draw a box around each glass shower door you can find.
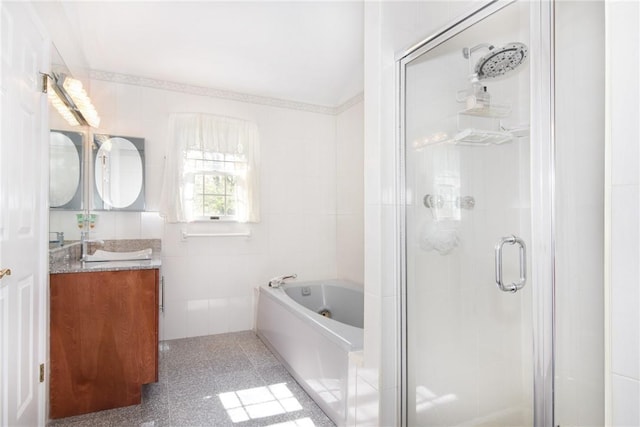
[402,2,534,425]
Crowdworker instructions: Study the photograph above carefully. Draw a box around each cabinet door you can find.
[50,269,158,419]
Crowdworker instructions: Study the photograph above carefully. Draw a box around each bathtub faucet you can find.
[268,274,297,288]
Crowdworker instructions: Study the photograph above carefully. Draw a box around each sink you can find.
[84,248,152,262]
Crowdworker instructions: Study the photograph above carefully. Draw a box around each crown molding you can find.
[335,92,365,115]
[89,69,363,116]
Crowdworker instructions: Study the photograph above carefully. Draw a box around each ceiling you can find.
[60,1,364,108]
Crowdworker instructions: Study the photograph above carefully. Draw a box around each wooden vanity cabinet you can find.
[49,268,159,419]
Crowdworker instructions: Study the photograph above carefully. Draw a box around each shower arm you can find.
[462,43,494,59]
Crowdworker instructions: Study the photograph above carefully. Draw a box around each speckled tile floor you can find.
[47,331,335,427]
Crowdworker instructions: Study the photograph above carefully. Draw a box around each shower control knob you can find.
[423,194,444,209]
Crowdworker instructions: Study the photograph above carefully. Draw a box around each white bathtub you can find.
[256,279,364,426]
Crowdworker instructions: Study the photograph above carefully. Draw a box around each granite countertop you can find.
[50,256,162,274]
[49,239,162,274]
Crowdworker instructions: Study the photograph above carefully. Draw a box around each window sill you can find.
[189,218,241,223]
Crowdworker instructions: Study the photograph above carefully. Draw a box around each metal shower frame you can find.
[395,1,556,425]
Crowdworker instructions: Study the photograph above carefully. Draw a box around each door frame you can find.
[395,1,556,425]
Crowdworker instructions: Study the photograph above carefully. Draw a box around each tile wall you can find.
[554,2,605,425]
[608,2,640,425]
[50,79,364,341]
[337,101,364,284]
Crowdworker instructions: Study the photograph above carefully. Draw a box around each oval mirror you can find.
[93,135,145,210]
[50,130,82,209]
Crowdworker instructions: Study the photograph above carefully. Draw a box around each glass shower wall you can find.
[403,2,533,425]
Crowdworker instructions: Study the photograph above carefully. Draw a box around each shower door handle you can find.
[494,235,526,293]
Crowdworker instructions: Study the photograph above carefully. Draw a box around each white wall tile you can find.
[114,211,141,238]
[608,1,640,423]
[611,185,640,380]
[267,213,334,258]
[267,173,328,215]
[379,386,398,427]
[347,351,363,427]
[335,101,365,287]
[184,255,225,300]
[363,205,381,297]
[227,296,253,332]
[77,76,367,340]
[337,214,364,285]
[160,257,183,300]
[554,3,606,424]
[337,101,365,212]
[49,209,83,240]
[612,375,640,427]
[91,211,116,239]
[144,164,163,211]
[363,292,381,370]
[186,299,210,337]
[355,368,380,427]
[207,298,230,335]
[161,257,194,301]
[140,211,164,239]
[162,299,187,340]
[610,1,639,187]
[337,168,364,216]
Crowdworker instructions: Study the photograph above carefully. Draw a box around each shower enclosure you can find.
[399,2,552,425]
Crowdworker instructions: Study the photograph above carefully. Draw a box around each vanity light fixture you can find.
[45,73,100,128]
[47,88,80,126]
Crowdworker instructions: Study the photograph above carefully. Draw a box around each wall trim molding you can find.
[89,69,363,116]
[335,92,365,115]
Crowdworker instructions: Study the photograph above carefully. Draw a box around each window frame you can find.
[182,148,249,222]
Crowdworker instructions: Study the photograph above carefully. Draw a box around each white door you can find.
[0,2,48,426]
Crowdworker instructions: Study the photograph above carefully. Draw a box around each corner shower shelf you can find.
[448,98,529,146]
[449,128,513,146]
[458,103,511,118]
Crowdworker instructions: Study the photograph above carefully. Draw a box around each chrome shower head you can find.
[474,42,528,80]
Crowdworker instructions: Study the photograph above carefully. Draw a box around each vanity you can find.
[47,42,162,420]
[49,242,161,419]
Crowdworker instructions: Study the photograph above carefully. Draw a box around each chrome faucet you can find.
[49,231,64,248]
[80,231,104,261]
[268,274,297,288]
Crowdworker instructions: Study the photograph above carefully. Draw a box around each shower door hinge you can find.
[39,363,45,383]
[40,72,49,94]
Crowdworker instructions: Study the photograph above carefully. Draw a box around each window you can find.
[160,114,260,223]
[184,150,247,220]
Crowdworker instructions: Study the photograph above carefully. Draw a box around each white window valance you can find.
[160,113,260,223]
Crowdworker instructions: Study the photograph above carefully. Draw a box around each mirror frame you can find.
[49,129,84,210]
[92,133,146,211]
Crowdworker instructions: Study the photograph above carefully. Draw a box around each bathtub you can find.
[256,279,364,426]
